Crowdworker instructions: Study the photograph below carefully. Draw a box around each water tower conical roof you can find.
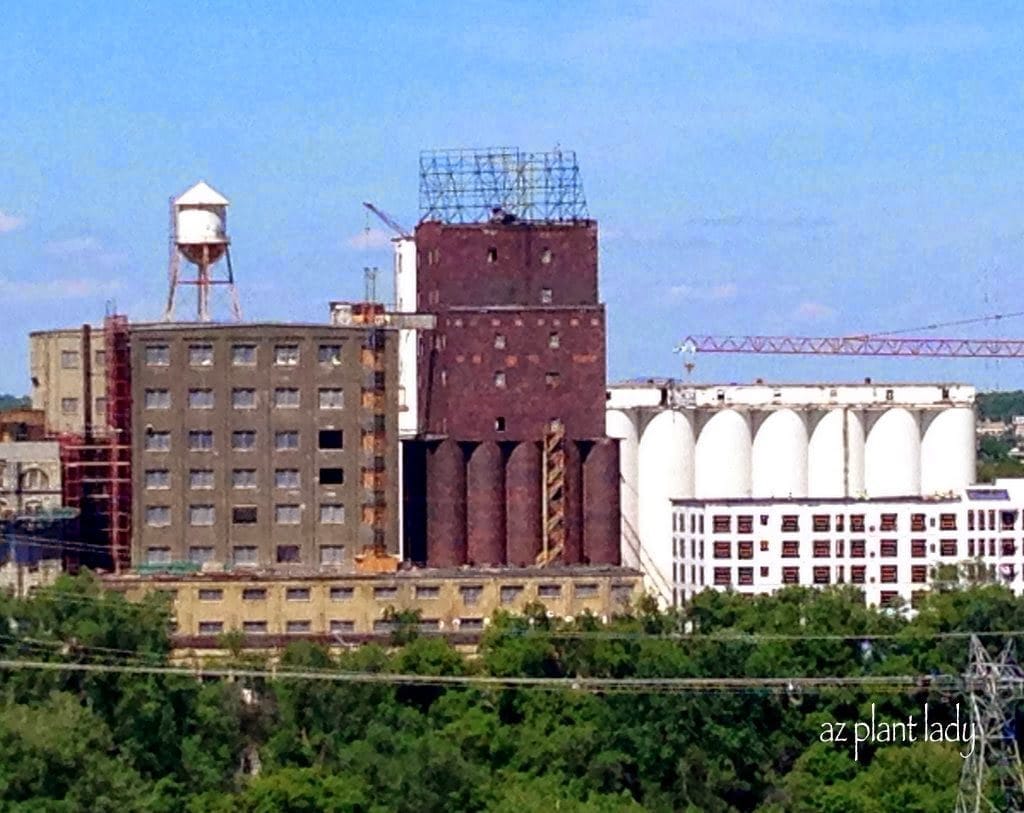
[175,181,229,207]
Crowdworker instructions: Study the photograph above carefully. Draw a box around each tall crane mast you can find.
[362,202,411,240]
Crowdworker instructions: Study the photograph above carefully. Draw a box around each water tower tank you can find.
[174,181,229,265]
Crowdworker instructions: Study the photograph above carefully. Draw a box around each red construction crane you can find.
[678,335,1024,359]
[362,202,411,240]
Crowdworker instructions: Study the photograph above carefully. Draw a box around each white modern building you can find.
[607,380,977,602]
[671,480,1024,608]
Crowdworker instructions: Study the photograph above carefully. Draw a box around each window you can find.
[850,539,866,558]
[713,541,731,559]
[145,345,169,366]
[145,547,171,565]
[737,515,753,534]
[188,388,214,409]
[940,539,958,557]
[275,504,301,524]
[880,565,898,583]
[145,506,170,527]
[198,588,223,601]
[813,540,831,558]
[188,344,214,366]
[759,566,770,578]
[314,387,345,410]
[781,515,799,532]
[548,332,560,349]
[545,372,560,388]
[736,567,754,586]
[227,346,255,368]
[145,469,169,490]
[540,287,553,304]
[850,565,866,584]
[737,541,753,559]
[760,540,769,552]
[911,513,926,531]
[189,546,214,564]
[486,246,498,263]
[198,621,223,635]
[712,515,731,533]
[374,586,398,600]
[850,514,865,532]
[94,397,106,414]
[835,514,845,532]
[500,585,523,604]
[813,567,831,585]
[540,247,553,264]
[782,567,800,585]
[911,565,927,584]
[713,567,731,586]
[233,547,258,566]
[417,585,441,599]
[60,350,79,369]
[538,584,562,598]
[1003,539,1016,556]
[812,514,830,532]
[274,388,300,408]
[782,540,799,558]
[145,389,170,409]
[494,371,506,389]
[911,539,926,558]
[286,620,311,633]
[495,417,506,432]
[189,505,214,526]
[459,618,484,631]
[232,469,257,489]
[318,430,343,450]
[274,345,299,366]
[232,430,256,451]
[330,586,354,601]
[320,545,345,565]
[494,334,506,350]
[880,513,897,531]
[274,469,300,489]
[243,621,268,634]
[940,513,957,531]
[319,467,344,485]
[232,388,256,409]
[232,506,258,524]
[330,620,355,633]
[188,431,214,452]
[243,588,267,601]
[145,431,171,452]
[880,539,898,557]
[318,344,343,364]
[275,431,299,451]
[319,504,345,524]
[61,397,79,414]
[574,582,599,598]
[278,546,302,564]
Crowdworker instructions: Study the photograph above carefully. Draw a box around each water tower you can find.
[163,181,242,322]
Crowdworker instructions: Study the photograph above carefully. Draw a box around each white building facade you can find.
[671,481,1024,608]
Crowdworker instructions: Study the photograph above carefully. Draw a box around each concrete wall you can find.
[30,328,108,435]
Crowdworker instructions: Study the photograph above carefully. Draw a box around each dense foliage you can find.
[0,394,30,411]
[0,575,1016,811]
[976,391,1024,424]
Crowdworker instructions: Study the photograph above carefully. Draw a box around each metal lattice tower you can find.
[419,147,589,224]
[956,636,1024,812]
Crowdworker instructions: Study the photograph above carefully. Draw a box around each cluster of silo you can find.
[410,438,621,568]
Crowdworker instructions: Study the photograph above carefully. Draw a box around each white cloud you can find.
[0,276,122,301]
[795,301,836,321]
[0,212,25,234]
[669,282,738,302]
[346,228,394,250]
[44,236,102,256]
[42,235,126,269]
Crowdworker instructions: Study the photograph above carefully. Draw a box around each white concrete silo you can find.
[607,409,640,568]
[865,408,921,496]
[638,410,694,600]
[921,407,975,494]
[695,409,752,498]
[751,409,808,498]
[808,409,865,497]
[394,237,419,437]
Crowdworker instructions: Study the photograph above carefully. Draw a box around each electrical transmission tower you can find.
[956,636,1024,812]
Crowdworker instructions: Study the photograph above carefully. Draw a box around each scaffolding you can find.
[419,147,589,224]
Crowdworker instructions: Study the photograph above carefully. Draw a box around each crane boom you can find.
[362,202,411,239]
[679,334,1024,359]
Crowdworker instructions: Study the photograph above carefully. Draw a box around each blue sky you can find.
[3,1,1024,394]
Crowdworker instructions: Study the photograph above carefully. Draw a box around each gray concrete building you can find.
[0,441,63,516]
[130,322,399,570]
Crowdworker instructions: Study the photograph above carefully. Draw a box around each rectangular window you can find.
[145,547,171,565]
[781,515,799,532]
[813,540,830,558]
[850,539,866,558]
[968,510,975,531]
[274,388,300,408]
[911,513,926,531]
[232,388,256,409]
[500,585,523,604]
[145,431,171,452]
[232,344,256,365]
[233,546,258,566]
[145,389,170,409]
[274,345,299,366]
[145,506,171,526]
[232,430,256,451]
[318,430,343,450]
[540,287,553,304]
[835,514,845,532]
[319,344,343,364]
[189,546,214,564]
[278,546,302,564]
[880,539,898,557]
[330,586,354,600]
[145,469,170,490]
[232,469,257,489]
[188,431,214,452]
[537,584,562,598]
[374,586,398,600]
[713,567,731,586]
[713,541,731,559]
[275,504,301,524]
[494,371,506,389]
[145,345,170,366]
[198,621,223,635]
[60,350,79,369]
[94,397,106,414]
[417,585,441,599]
[186,469,212,490]
[548,332,560,349]
[61,397,79,414]
[782,540,799,558]
[940,513,957,531]
[911,539,927,558]
[243,621,268,634]
[880,565,898,583]
[232,506,258,525]
[737,515,753,534]
[850,565,866,584]
[319,467,344,485]
[1003,539,1016,556]
[494,334,506,350]
[880,513,897,531]
[319,504,345,524]
[737,567,754,586]
[813,566,831,585]
[188,389,214,409]
[545,372,560,388]
[782,566,800,585]
[712,515,731,533]
[330,620,355,633]
[286,620,311,633]
[940,539,958,557]
[275,430,299,450]
[850,514,865,532]
[320,545,345,565]
[911,565,928,584]
[737,541,753,559]
[318,388,345,411]
[198,588,223,601]
[189,344,214,366]
[189,505,214,526]
[275,469,300,489]
[812,514,830,532]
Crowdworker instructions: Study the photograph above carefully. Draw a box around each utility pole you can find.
[956,636,1024,812]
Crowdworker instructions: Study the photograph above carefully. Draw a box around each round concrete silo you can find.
[466,441,505,566]
[865,408,921,496]
[583,439,621,566]
[808,409,866,497]
[920,407,975,494]
[505,441,542,566]
[751,409,808,498]
[607,409,640,568]
[426,440,467,567]
[695,409,752,498]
